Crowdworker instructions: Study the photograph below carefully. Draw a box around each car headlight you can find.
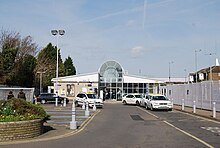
[152,102,159,105]
[88,100,93,104]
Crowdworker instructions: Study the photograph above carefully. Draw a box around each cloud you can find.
[131,46,146,58]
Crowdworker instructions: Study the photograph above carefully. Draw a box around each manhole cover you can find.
[130,115,144,121]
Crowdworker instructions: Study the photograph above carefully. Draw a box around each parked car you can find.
[146,94,173,111]
[122,94,142,105]
[139,94,148,107]
[37,93,69,104]
[75,92,104,108]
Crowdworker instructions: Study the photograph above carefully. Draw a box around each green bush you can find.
[0,99,50,122]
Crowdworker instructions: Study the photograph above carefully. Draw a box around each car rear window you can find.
[134,95,142,98]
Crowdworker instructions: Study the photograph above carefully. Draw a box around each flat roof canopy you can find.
[52,72,163,83]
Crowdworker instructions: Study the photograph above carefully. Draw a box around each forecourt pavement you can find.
[1,102,220,148]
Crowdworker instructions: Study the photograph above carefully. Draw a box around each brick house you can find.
[189,66,220,82]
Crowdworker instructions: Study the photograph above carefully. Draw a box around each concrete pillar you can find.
[93,100,96,111]
[193,100,196,113]
[82,99,85,110]
[70,102,77,129]
[63,98,66,107]
[213,102,216,118]
[182,99,184,110]
[85,101,90,117]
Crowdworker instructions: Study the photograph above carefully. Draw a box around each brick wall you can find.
[0,119,43,141]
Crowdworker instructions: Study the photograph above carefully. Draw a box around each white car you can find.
[146,94,173,111]
[139,94,148,107]
[75,92,103,108]
[122,94,142,105]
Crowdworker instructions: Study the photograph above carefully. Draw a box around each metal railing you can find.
[159,81,220,111]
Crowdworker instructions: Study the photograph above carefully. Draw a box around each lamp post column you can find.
[51,29,65,107]
[169,61,174,83]
[195,49,201,83]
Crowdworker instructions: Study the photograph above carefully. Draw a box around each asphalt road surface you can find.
[2,103,220,148]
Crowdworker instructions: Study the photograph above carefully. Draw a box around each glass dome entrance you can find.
[98,61,123,100]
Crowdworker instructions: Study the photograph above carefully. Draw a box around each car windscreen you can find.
[152,96,168,100]
[87,94,97,99]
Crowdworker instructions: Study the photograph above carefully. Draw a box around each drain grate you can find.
[130,115,144,121]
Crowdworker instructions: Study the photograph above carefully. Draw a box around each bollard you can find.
[63,98,66,107]
[85,101,90,117]
[70,102,77,129]
[182,99,184,111]
[193,101,196,113]
[34,96,37,105]
[93,100,96,111]
[55,97,58,107]
[212,102,216,118]
[82,99,85,110]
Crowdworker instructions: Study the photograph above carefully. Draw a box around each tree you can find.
[0,30,38,86]
[8,55,36,87]
[34,43,65,91]
[64,56,76,76]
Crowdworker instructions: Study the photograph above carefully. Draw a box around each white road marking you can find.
[175,110,220,124]
[201,126,220,135]
[164,121,214,148]
[137,106,214,148]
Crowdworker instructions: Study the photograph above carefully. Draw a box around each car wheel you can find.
[75,101,79,107]
[145,103,149,110]
[136,101,140,106]
[122,100,127,105]
[150,105,154,111]
[168,108,172,111]
[41,100,46,104]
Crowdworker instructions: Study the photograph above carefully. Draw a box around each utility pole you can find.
[195,49,202,83]
[37,71,46,94]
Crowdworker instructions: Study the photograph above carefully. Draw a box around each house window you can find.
[218,73,220,76]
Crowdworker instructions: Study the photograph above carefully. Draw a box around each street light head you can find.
[59,30,65,35]
[51,30,58,36]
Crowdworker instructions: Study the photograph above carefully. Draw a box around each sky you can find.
[0,0,220,78]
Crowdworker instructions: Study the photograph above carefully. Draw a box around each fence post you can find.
[182,99,184,110]
[85,101,90,117]
[212,102,216,118]
[70,102,77,129]
[193,100,196,113]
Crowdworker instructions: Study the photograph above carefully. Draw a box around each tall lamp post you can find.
[195,49,202,83]
[184,69,187,83]
[37,71,46,94]
[51,29,65,106]
[168,61,174,83]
